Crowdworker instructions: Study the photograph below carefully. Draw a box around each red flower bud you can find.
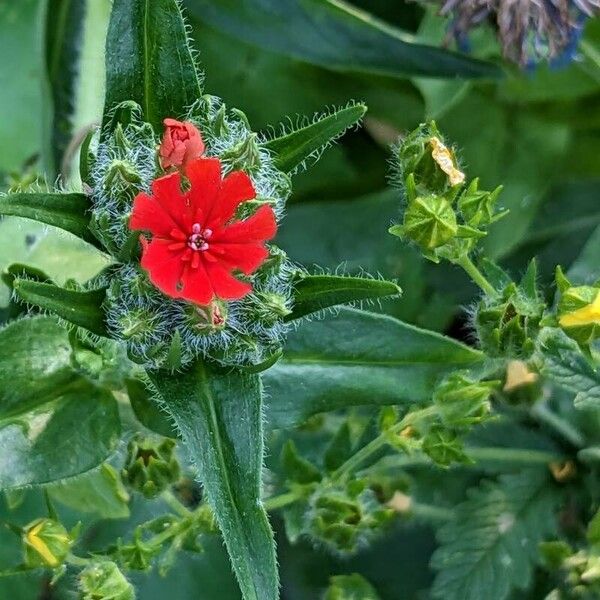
[159,118,205,169]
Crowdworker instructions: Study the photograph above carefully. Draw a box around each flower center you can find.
[188,223,212,251]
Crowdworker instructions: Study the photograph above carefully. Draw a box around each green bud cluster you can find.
[389,121,506,264]
[475,261,545,357]
[86,99,296,370]
[121,434,181,499]
[541,541,600,599]
[79,561,135,600]
[305,479,394,555]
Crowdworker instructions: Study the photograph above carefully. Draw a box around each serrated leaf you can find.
[12,279,108,337]
[103,0,202,132]
[264,104,366,173]
[431,470,561,600]
[0,316,120,488]
[187,0,502,79]
[286,274,401,322]
[147,362,278,600]
[0,193,101,249]
[537,328,600,409]
[264,308,484,428]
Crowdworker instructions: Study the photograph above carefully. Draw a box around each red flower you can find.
[129,157,277,305]
[159,118,205,169]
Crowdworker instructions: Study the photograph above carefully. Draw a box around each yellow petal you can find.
[430,137,465,186]
[559,291,600,328]
[504,360,538,392]
[25,524,59,567]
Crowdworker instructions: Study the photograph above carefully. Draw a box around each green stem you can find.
[66,554,91,567]
[264,490,302,511]
[332,407,437,481]
[162,490,193,518]
[467,446,564,464]
[577,447,600,464]
[455,254,498,298]
[531,402,585,448]
[410,502,453,522]
[580,40,600,84]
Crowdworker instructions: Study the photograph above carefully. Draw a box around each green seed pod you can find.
[325,574,381,600]
[458,178,505,227]
[79,561,135,600]
[434,373,495,428]
[393,121,463,197]
[121,435,180,499]
[22,518,73,569]
[391,195,458,251]
[182,301,228,334]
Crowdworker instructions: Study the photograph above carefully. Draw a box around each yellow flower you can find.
[23,518,72,568]
[429,137,465,186]
[559,290,600,328]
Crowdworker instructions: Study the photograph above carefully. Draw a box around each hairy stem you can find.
[455,254,498,298]
[331,406,437,481]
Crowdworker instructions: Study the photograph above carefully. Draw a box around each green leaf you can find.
[0,317,120,488]
[147,362,278,600]
[264,308,484,428]
[12,278,108,337]
[0,2,43,173]
[431,470,561,600]
[0,193,101,249]
[536,328,600,409]
[325,573,381,600]
[281,440,321,484]
[264,103,366,173]
[286,273,401,322]
[43,0,111,177]
[127,377,177,438]
[48,464,130,519]
[103,0,202,131]
[324,422,353,472]
[187,0,502,79]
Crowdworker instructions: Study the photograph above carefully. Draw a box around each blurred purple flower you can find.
[420,0,599,66]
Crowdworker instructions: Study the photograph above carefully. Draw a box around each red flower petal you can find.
[213,205,277,244]
[185,158,221,224]
[140,239,185,297]
[204,261,252,300]
[213,242,270,275]
[178,262,215,305]
[208,170,255,227]
[151,171,190,231]
[129,192,179,237]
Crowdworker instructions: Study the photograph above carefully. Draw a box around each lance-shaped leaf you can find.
[264,103,366,173]
[264,308,484,428]
[12,278,108,337]
[286,273,401,321]
[103,0,203,131]
[43,0,110,177]
[187,0,502,79]
[0,193,101,249]
[148,363,278,600]
[0,316,120,488]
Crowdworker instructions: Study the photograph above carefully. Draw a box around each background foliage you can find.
[0,1,599,598]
